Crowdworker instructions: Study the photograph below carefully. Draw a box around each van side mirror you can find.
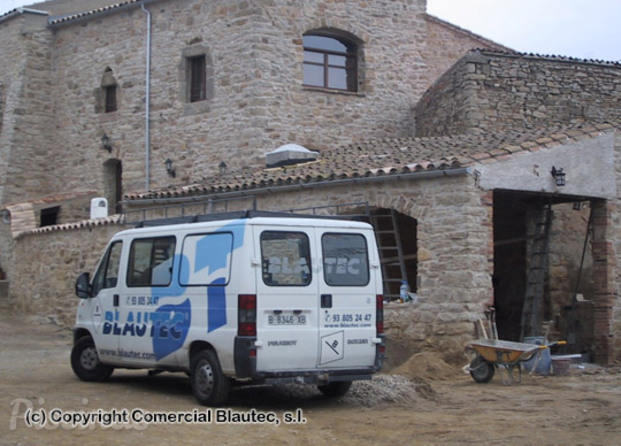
[75,272,92,299]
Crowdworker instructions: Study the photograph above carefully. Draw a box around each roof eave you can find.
[123,167,473,205]
[47,0,161,28]
[0,7,48,25]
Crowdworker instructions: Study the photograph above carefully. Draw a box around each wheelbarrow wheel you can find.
[469,356,495,383]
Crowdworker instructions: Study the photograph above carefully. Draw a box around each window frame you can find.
[104,84,117,113]
[99,67,118,114]
[179,232,234,287]
[92,241,123,295]
[260,231,312,287]
[40,206,60,227]
[188,55,207,103]
[303,33,359,92]
[321,232,370,287]
[126,236,176,288]
[181,44,214,108]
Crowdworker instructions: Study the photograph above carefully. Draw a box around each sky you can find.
[1,0,620,62]
[427,0,621,62]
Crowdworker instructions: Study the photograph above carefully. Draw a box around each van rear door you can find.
[316,229,378,369]
[254,227,318,372]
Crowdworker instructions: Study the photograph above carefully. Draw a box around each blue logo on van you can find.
[151,220,247,358]
[152,298,191,361]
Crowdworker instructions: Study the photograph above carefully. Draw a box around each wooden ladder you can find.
[369,209,407,300]
[520,203,553,340]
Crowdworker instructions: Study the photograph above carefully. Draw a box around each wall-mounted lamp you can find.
[550,166,566,187]
[101,133,112,153]
[164,158,176,178]
[219,161,228,175]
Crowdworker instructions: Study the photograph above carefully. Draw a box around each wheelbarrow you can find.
[465,339,566,385]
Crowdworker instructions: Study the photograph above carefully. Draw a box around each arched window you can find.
[303,32,359,92]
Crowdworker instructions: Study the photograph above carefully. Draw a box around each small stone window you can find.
[97,67,118,114]
[303,31,360,92]
[181,44,214,106]
[189,55,206,102]
[40,206,60,227]
[104,84,117,113]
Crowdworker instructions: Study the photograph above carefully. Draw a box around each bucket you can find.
[552,358,571,376]
[521,337,551,376]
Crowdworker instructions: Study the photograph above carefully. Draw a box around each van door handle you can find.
[293,310,302,315]
[113,294,119,307]
[321,294,332,308]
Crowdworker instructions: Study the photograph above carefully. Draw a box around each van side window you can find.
[179,232,233,286]
[127,236,176,287]
[322,233,370,286]
[261,231,311,286]
[91,241,123,295]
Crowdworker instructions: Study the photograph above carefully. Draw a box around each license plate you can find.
[268,314,306,325]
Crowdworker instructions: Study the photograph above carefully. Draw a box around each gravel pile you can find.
[238,374,428,408]
[342,374,424,406]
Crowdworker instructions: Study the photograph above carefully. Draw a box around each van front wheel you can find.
[190,350,230,406]
[70,336,113,382]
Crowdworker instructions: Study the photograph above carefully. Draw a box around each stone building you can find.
[1,0,620,364]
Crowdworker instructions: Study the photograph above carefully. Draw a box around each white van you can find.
[71,212,385,406]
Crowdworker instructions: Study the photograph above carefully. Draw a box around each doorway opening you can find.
[493,190,598,358]
[104,159,123,214]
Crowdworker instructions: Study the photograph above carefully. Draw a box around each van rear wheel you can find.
[70,336,113,382]
[190,350,230,406]
[318,381,352,398]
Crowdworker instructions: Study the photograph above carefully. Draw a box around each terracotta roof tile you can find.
[16,214,123,239]
[47,0,146,26]
[125,121,620,201]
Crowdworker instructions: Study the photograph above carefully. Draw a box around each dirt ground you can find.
[1,312,620,446]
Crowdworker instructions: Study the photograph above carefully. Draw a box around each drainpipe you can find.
[141,3,152,191]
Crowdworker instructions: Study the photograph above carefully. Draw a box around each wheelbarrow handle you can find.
[537,340,567,350]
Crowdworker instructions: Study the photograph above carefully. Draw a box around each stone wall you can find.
[7,173,494,359]
[0,12,57,205]
[421,15,509,95]
[43,0,431,196]
[415,50,621,137]
[0,0,501,209]
[9,222,121,325]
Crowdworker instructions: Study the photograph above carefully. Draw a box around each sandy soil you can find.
[1,312,620,446]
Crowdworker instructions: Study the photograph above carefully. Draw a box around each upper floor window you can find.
[182,44,214,106]
[189,55,206,102]
[98,67,118,114]
[303,33,358,92]
[104,85,117,113]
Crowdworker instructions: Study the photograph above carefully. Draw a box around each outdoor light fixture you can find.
[165,158,176,178]
[550,166,566,186]
[219,160,228,175]
[101,133,112,153]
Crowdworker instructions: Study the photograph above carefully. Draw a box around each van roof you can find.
[117,211,372,237]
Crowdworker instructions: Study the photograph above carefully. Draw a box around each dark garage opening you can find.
[493,190,596,357]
